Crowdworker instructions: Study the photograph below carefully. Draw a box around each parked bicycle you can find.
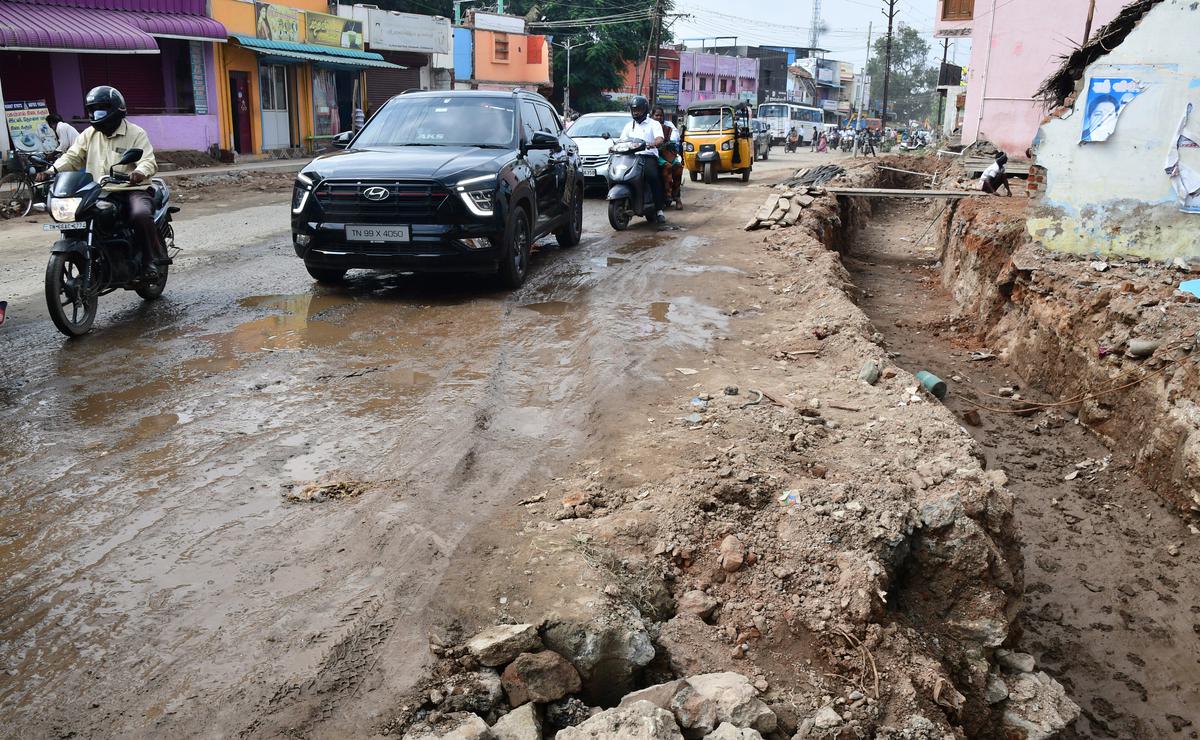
[0,151,57,220]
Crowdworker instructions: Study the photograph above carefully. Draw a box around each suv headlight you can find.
[292,172,316,214]
[48,196,82,222]
[456,174,497,217]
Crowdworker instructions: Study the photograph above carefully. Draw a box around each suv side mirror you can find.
[528,131,561,152]
[331,131,353,149]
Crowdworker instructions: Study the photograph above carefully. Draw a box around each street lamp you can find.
[552,38,592,117]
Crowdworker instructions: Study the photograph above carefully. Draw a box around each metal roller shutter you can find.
[364,51,425,113]
[78,53,165,114]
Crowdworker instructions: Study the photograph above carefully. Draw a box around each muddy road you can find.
[0,154,804,737]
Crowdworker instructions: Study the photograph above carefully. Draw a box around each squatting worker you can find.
[39,86,167,280]
[46,112,79,152]
[619,95,667,224]
[980,151,1013,196]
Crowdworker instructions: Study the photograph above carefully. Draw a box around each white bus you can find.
[757,102,824,145]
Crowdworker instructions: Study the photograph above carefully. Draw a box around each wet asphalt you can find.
[0,157,802,736]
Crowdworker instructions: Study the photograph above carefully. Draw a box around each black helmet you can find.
[85,86,127,136]
[995,150,1008,166]
[630,95,649,123]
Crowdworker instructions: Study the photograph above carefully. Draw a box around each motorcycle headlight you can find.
[48,196,82,223]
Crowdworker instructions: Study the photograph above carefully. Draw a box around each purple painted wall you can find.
[678,51,759,109]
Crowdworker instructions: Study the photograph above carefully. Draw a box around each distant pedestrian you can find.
[46,113,78,152]
[980,151,1013,196]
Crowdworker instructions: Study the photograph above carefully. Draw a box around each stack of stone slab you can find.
[742,187,824,231]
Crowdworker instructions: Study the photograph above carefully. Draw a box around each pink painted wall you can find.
[959,0,1126,154]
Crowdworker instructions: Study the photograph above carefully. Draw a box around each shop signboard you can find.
[189,41,208,114]
[365,10,450,54]
[472,11,525,34]
[306,10,364,50]
[656,79,679,105]
[255,3,300,42]
[5,100,56,152]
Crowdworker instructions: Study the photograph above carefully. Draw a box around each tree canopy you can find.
[366,0,664,114]
[866,24,938,125]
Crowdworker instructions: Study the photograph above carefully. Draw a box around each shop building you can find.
[210,0,400,156]
[0,0,226,155]
[678,50,758,110]
[335,4,453,112]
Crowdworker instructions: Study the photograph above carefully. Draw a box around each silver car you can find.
[565,113,632,190]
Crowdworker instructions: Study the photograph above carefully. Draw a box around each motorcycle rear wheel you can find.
[45,252,98,337]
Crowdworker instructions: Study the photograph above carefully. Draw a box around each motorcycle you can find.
[40,148,178,337]
[605,139,659,231]
[784,135,799,154]
[840,134,854,153]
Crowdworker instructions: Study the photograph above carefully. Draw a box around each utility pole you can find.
[553,38,590,117]
[858,21,872,127]
[880,0,898,130]
[650,0,665,108]
[936,37,949,133]
[809,0,822,50]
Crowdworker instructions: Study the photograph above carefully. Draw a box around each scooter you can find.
[40,148,179,337]
[605,139,659,231]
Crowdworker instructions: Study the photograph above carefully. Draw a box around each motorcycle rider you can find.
[37,86,167,280]
[618,95,666,224]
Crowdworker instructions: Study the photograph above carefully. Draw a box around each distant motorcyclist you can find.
[618,95,666,224]
[38,86,166,280]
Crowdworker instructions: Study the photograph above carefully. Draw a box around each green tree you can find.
[866,24,937,125]
[369,0,663,114]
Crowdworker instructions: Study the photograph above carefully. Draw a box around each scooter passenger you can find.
[619,96,666,224]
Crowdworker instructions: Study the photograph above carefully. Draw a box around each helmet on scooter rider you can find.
[85,86,127,137]
[629,96,650,123]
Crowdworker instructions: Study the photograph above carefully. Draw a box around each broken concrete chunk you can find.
[1126,338,1161,359]
[466,624,543,667]
[718,536,746,573]
[501,651,582,706]
[437,669,504,715]
[674,672,777,735]
[996,649,1036,673]
[754,195,781,221]
[557,700,684,740]
[859,360,881,385]
[702,722,764,740]
[402,711,493,740]
[620,678,690,711]
[491,702,543,740]
[542,616,656,705]
[985,674,1009,704]
[743,218,760,231]
[677,590,720,622]
[810,705,843,729]
[796,194,816,207]
[1002,672,1081,740]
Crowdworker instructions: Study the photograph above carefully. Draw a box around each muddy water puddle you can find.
[849,203,1200,738]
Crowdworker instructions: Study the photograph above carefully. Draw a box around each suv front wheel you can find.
[498,206,531,289]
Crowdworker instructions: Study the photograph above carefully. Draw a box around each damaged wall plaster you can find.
[1029,0,1200,261]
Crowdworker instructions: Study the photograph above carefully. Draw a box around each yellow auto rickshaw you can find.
[681,99,754,184]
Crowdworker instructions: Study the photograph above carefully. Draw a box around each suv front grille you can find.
[314,179,450,222]
[580,154,608,169]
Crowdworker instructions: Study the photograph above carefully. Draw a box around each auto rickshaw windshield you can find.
[686,109,734,132]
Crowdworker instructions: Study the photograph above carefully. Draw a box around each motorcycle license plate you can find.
[583,168,597,177]
[346,224,410,242]
[43,221,87,231]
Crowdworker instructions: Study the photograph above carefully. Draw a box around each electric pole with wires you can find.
[880,0,898,130]
[650,0,665,108]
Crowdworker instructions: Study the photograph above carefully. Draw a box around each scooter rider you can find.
[619,95,666,224]
[37,86,167,280]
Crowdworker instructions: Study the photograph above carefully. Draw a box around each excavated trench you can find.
[843,195,1200,738]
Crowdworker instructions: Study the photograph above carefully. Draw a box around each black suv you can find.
[291,90,584,288]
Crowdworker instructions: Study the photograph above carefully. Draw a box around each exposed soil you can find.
[847,200,1200,738]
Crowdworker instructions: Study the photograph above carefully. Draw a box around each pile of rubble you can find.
[742,189,826,232]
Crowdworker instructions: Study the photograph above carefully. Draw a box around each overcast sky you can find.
[670,0,968,68]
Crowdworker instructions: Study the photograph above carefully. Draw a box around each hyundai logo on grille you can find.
[362,186,391,201]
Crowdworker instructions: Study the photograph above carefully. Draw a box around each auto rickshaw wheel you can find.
[741,169,751,183]
[702,162,716,185]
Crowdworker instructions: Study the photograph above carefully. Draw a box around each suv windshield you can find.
[354,96,516,148]
[686,110,733,132]
[568,116,627,138]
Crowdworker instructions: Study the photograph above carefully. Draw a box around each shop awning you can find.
[0,1,226,53]
[231,34,403,71]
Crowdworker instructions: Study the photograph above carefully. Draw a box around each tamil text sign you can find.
[255,3,299,42]
[5,100,55,152]
[306,10,364,50]
[657,79,680,105]
[366,10,449,54]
